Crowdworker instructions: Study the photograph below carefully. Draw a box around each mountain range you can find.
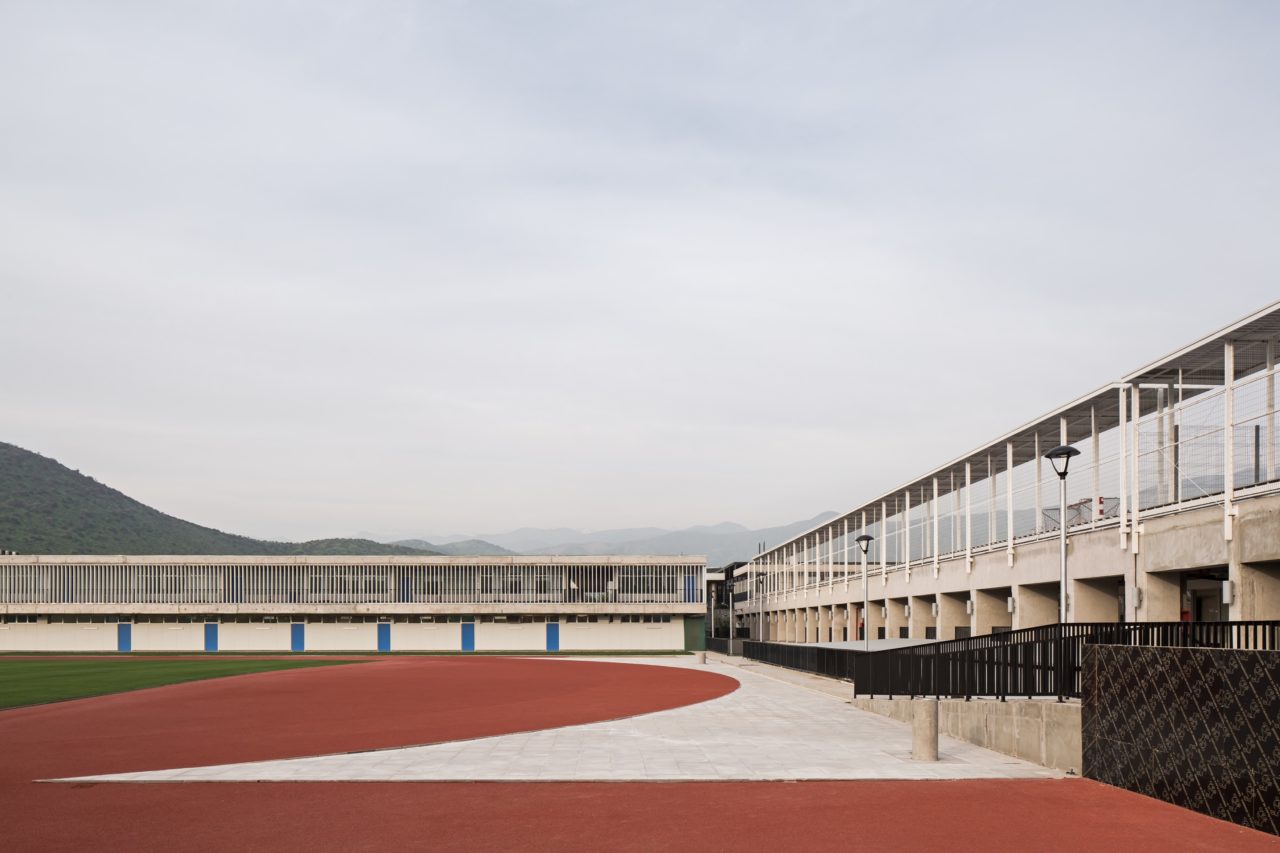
[0,442,439,556]
[0,441,833,564]
[386,515,836,567]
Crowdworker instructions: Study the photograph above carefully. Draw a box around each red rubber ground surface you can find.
[0,656,737,779]
[2,657,1274,851]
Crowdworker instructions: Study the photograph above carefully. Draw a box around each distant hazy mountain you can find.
[434,527,667,551]
[402,513,837,566]
[0,442,442,556]
[391,538,516,556]
[527,514,836,566]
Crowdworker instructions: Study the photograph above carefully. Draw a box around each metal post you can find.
[1224,340,1235,541]
[964,462,973,572]
[1268,340,1276,483]
[932,477,940,577]
[1059,473,1069,623]
[862,537,870,652]
[757,573,763,642]
[843,518,850,588]
[1091,406,1100,529]
[1006,441,1015,564]
[1034,433,1043,534]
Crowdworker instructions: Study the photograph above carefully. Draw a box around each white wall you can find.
[0,617,688,652]
[132,622,204,652]
[392,622,461,651]
[474,622,545,651]
[219,622,292,652]
[0,621,118,651]
[560,618,684,651]
[304,622,377,651]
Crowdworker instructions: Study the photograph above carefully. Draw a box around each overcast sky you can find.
[2,1,1278,541]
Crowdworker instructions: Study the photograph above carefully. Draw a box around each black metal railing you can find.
[742,621,1280,701]
[705,636,729,654]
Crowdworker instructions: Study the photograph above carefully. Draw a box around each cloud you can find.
[2,1,1278,538]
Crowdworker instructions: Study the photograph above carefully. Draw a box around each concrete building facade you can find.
[736,301,1280,643]
[0,555,706,652]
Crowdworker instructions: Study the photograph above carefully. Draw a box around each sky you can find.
[2,1,1278,541]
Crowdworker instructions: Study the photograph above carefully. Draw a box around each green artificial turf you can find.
[0,658,356,710]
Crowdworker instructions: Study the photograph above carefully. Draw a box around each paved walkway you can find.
[61,656,1059,783]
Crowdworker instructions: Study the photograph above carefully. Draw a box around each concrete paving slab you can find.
[57,656,1060,784]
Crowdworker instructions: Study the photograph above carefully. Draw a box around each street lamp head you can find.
[1044,444,1080,479]
[855,534,874,555]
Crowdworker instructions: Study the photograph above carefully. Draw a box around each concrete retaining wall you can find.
[851,696,1081,773]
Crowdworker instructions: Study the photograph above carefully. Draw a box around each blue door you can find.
[204,622,218,652]
[546,622,559,652]
[291,622,305,652]
[377,622,391,652]
[117,622,132,652]
[461,622,475,652]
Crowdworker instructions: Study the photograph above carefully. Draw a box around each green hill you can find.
[391,537,517,556]
[0,442,440,556]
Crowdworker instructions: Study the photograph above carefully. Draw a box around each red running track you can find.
[0,656,738,779]
[2,657,1274,852]
[5,779,1277,852]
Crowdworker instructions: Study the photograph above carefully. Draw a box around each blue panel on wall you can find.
[377,622,391,652]
[546,622,559,652]
[684,575,697,603]
[461,622,475,652]
[291,622,305,652]
[117,622,132,652]
[204,622,218,652]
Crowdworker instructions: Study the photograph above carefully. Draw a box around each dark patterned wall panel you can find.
[1082,644,1280,836]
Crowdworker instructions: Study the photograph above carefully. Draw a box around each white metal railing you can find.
[750,348,1280,606]
[0,561,705,606]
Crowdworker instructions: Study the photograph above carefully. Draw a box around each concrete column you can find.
[1141,572,1182,621]
[972,589,1008,636]
[866,599,886,641]
[885,599,907,640]
[1073,578,1122,623]
[1235,562,1280,620]
[936,593,967,641]
[817,606,832,643]
[909,595,936,640]
[912,698,939,761]
[831,605,847,643]
[807,607,820,643]
[1014,585,1059,629]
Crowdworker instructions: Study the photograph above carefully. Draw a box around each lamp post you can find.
[855,534,874,651]
[1044,445,1080,623]
[756,571,764,642]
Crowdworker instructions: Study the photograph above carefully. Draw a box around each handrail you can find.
[742,621,1280,700]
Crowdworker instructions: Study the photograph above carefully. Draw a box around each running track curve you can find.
[2,656,1274,852]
